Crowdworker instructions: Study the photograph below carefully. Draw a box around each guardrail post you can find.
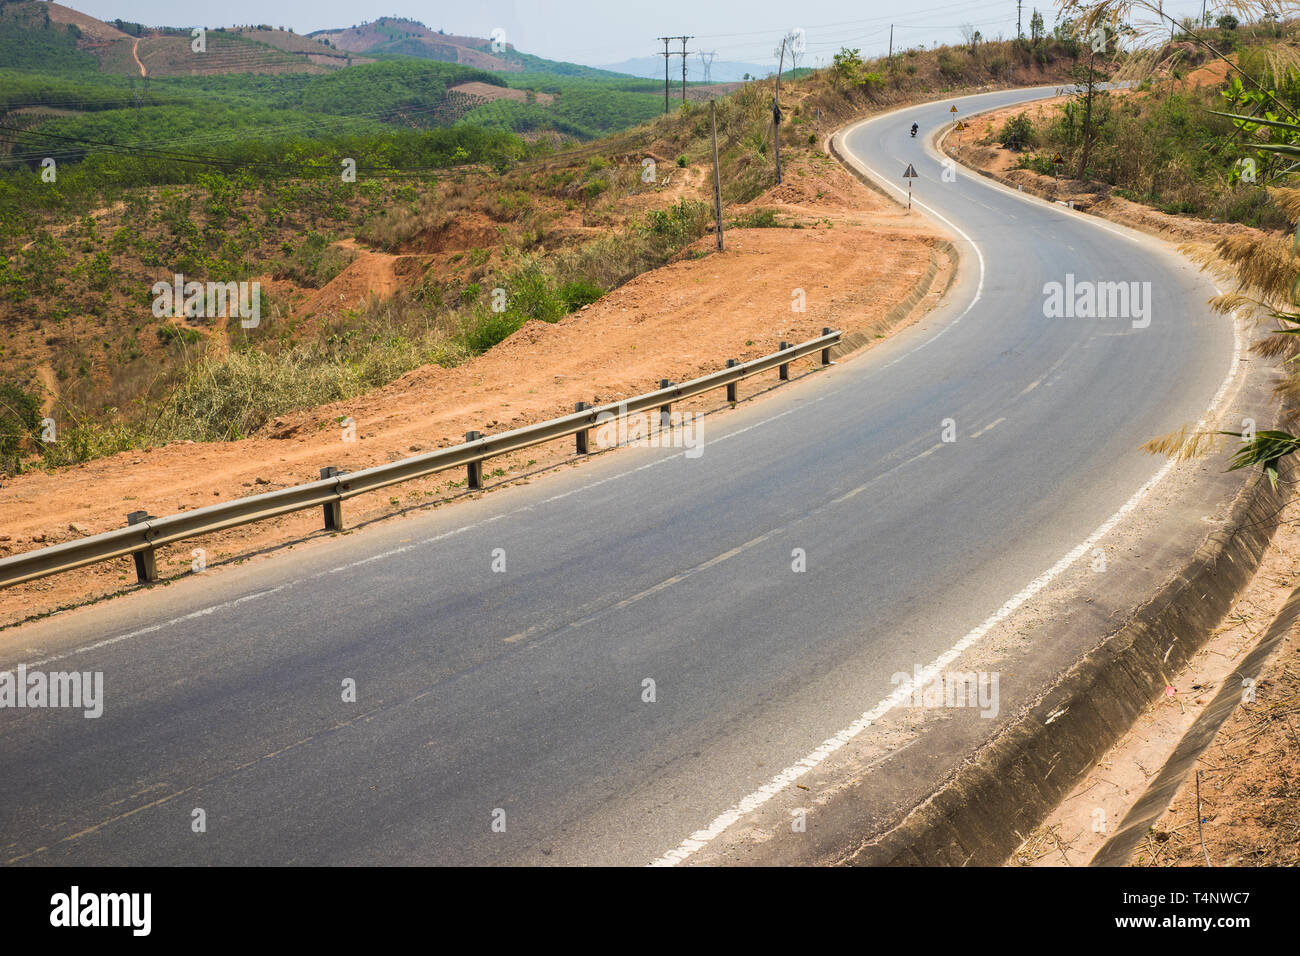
[659,380,674,427]
[320,466,343,531]
[127,510,158,584]
[726,360,738,404]
[466,431,484,489]
[575,402,591,454]
[778,342,791,380]
[822,328,834,366]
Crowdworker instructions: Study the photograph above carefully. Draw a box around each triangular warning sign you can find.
[903,164,919,178]
[1052,152,1065,164]
[950,105,958,112]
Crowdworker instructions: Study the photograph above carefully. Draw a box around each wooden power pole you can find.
[710,99,724,250]
[773,37,786,184]
[658,37,671,113]
[681,35,691,103]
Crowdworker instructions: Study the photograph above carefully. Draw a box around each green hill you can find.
[0,2,660,147]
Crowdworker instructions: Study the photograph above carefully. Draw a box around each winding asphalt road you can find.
[0,87,1236,866]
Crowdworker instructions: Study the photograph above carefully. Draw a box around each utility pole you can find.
[888,24,893,60]
[1017,0,1022,39]
[710,99,724,251]
[681,35,691,104]
[658,37,671,113]
[1158,1,1173,41]
[773,36,786,185]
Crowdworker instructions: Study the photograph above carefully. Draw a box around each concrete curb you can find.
[844,460,1287,866]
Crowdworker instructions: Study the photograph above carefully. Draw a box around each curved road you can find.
[0,87,1235,866]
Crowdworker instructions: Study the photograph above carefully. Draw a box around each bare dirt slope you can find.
[450,82,555,106]
[43,1,130,40]
[1137,624,1299,867]
[0,153,952,627]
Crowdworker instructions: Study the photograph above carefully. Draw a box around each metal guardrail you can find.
[0,330,841,590]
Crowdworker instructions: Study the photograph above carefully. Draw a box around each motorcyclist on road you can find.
[910,123,919,137]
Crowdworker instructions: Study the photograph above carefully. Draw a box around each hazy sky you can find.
[64,0,1220,67]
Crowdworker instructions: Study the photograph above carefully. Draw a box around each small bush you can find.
[731,208,781,228]
[0,382,40,475]
[558,279,603,311]
[938,50,968,81]
[157,324,201,346]
[463,309,525,353]
[275,231,356,287]
[1018,153,1057,175]
[502,262,565,323]
[999,112,1036,150]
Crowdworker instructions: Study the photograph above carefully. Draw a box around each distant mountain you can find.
[0,4,639,80]
[309,17,633,78]
[596,55,777,83]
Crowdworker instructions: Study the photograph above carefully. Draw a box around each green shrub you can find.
[999,112,1036,150]
[1019,153,1057,175]
[645,199,711,247]
[558,279,604,311]
[157,324,201,346]
[0,382,40,475]
[503,263,565,323]
[275,231,355,287]
[463,309,525,352]
[731,208,780,228]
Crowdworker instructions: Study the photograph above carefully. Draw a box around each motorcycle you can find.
[910,124,918,138]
